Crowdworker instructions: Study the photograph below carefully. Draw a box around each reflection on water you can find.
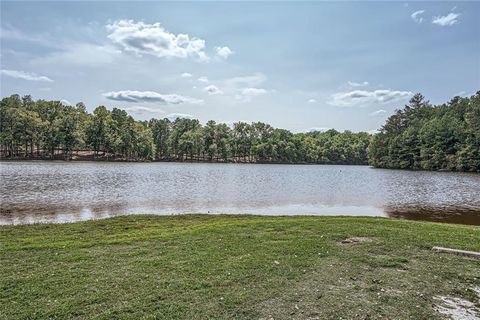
[1,161,479,225]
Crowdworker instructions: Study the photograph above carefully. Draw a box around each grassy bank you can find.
[1,215,479,319]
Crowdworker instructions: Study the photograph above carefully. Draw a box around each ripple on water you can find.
[1,161,479,225]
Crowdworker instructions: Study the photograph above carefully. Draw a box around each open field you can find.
[1,215,479,319]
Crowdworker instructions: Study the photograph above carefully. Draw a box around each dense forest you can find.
[1,92,479,171]
[369,92,480,172]
[0,94,371,164]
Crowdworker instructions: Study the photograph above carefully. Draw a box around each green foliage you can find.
[2,92,478,169]
[369,92,480,172]
[0,95,371,164]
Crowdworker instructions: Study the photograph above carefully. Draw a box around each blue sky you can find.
[1,1,479,133]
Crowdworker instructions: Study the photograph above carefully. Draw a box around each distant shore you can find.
[0,152,368,165]
[3,156,477,172]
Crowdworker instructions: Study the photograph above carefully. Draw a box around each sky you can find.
[1,1,479,133]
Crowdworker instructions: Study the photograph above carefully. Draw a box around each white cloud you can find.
[106,20,209,61]
[235,87,267,102]
[215,46,234,59]
[103,90,203,105]
[240,88,267,96]
[166,113,194,120]
[328,89,412,107]
[122,106,165,115]
[411,10,425,23]
[203,84,223,95]
[347,81,369,87]
[198,76,209,83]
[0,69,53,82]
[307,98,317,103]
[432,12,460,26]
[181,72,193,78]
[225,73,266,87]
[370,109,387,116]
[367,129,380,135]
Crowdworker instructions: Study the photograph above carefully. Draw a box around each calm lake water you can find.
[1,161,479,225]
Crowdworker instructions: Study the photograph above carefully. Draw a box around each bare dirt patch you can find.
[340,237,372,244]
[473,287,480,296]
[434,295,480,320]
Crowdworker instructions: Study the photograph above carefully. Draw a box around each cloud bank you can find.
[122,106,165,115]
[107,20,209,61]
[106,20,233,62]
[328,89,412,107]
[103,90,203,104]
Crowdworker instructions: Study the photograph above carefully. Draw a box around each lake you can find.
[1,161,479,225]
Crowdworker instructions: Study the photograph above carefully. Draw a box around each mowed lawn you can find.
[1,215,479,319]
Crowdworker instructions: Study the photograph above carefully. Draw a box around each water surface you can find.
[1,161,479,225]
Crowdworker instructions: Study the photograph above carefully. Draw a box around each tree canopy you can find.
[1,92,478,172]
[369,92,480,172]
[0,94,370,164]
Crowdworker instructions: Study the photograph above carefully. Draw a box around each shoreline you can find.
[2,212,480,228]
[0,157,369,166]
[1,213,390,227]
[2,158,478,173]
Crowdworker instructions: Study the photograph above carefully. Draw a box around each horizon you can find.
[1,1,479,134]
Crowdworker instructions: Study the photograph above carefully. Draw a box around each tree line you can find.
[0,94,371,164]
[369,92,480,172]
[2,92,479,171]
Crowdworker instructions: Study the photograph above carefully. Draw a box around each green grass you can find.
[1,215,479,319]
